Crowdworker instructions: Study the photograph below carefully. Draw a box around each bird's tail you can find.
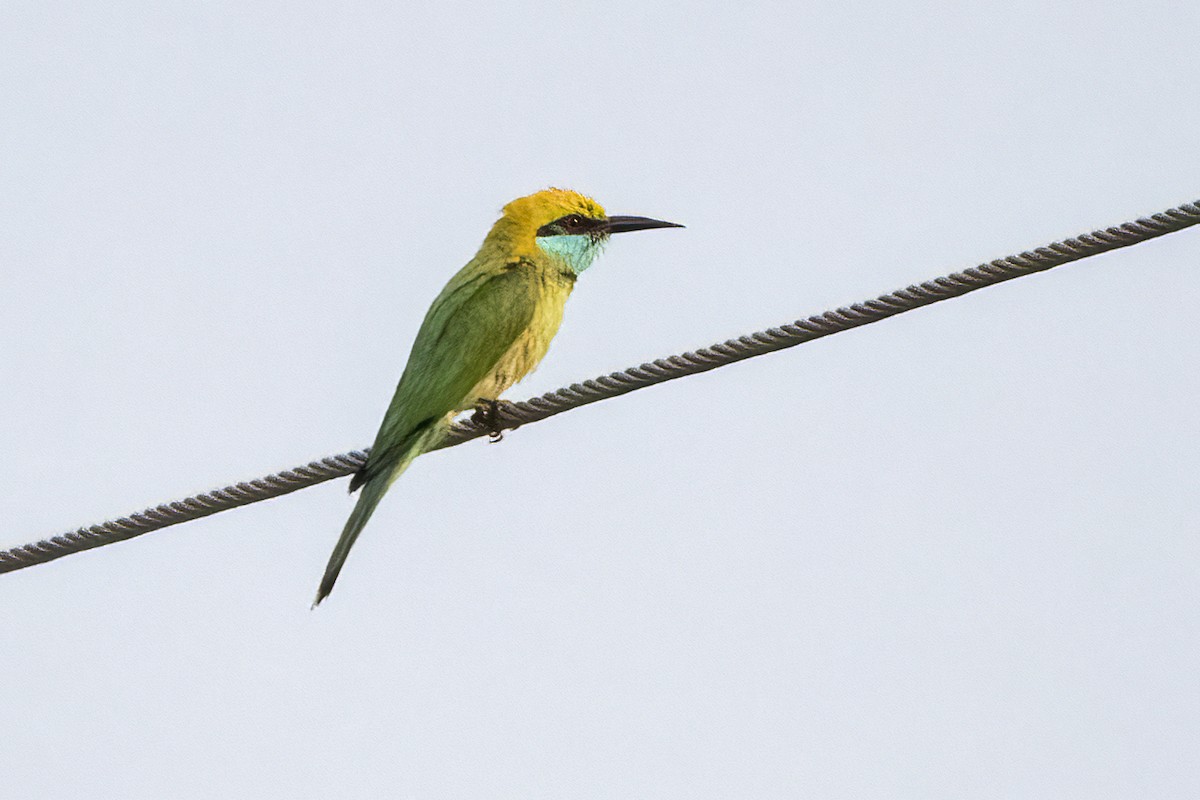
[313,444,424,607]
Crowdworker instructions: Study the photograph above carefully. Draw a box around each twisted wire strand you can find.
[3,199,1198,575]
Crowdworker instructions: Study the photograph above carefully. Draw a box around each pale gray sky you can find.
[3,2,1199,797]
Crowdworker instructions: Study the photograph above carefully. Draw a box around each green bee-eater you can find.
[315,188,682,605]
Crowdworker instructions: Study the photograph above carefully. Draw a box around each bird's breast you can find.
[467,271,574,403]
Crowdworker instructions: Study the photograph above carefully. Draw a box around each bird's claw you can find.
[472,399,518,443]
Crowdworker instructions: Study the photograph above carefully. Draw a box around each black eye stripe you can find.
[536,214,605,237]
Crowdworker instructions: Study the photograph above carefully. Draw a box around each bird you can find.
[314,188,683,605]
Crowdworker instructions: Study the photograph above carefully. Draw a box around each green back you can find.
[353,259,538,489]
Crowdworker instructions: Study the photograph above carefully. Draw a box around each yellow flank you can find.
[313,188,681,606]
[463,268,573,407]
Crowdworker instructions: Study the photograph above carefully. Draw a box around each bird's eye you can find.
[564,215,583,229]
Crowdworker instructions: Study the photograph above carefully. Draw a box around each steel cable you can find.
[3,199,1198,575]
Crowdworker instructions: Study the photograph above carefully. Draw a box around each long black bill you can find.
[605,215,685,234]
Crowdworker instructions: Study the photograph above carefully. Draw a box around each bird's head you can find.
[490,188,683,275]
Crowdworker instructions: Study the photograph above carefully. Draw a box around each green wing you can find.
[351,262,537,490]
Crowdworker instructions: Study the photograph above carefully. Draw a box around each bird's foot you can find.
[471,399,519,443]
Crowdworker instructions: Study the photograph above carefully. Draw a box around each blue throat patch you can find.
[535,234,605,274]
